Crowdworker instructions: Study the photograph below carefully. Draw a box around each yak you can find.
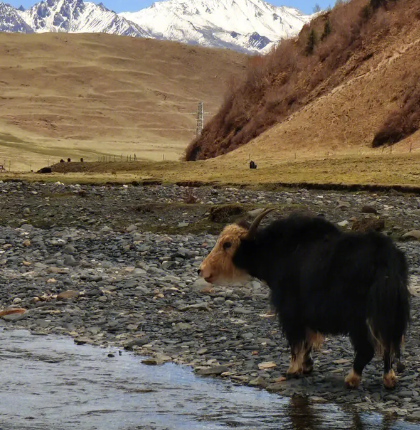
[199,209,410,389]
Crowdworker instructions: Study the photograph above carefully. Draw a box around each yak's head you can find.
[198,208,273,285]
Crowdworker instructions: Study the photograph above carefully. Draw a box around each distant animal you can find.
[37,167,52,174]
[67,158,71,163]
[60,159,65,163]
[80,158,84,163]
[199,210,410,389]
[249,161,257,169]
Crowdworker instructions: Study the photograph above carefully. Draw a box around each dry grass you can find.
[4,152,420,188]
[0,32,246,171]
[373,74,420,147]
[186,0,420,161]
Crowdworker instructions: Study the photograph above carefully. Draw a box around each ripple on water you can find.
[0,329,418,430]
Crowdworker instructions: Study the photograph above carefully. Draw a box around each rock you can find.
[0,308,27,321]
[267,382,285,392]
[188,303,210,311]
[64,255,78,267]
[124,338,150,350]
[402,230,420,241]
[57,290,80,301]
[126,224,137,233]
[249,376,268,388]
[361,205,378,214]
[23,239,31,247]
[352,218,385,232]
[191,278,211,292]
[74,337,92,345]
[209,204,244,223]
[196,365,229,376]
[408,410,420,420]
[63,244,76,255]
[248,208,265,218]
[310,396,328,404]
[337,220,349,227]
[258,361,277,370]
[200,285,214,295]
[142,358,163,366]
[337,201,351,209]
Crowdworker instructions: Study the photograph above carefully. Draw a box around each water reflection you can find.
[287,397,418,430]
[0,329,418,430]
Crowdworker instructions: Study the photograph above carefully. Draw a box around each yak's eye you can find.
[223,241,232,250]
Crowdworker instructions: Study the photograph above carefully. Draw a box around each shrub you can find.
[372,81,420,147]
[305,29,318,55]
[321,19,332,40]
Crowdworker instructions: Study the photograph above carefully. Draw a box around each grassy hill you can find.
[0,33,246,171]
[187,0,420,161]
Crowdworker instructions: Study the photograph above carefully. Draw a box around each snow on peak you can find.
[0,2,33,33]
[120,0,312,53]
[18,0,149,37]
[0,0,313,54]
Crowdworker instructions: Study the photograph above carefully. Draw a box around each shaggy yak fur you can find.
[199,212,410,389]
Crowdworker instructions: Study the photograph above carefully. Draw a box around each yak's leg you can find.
[383,350,397,389]
[345,332,375,389]
[302,344,314,374]
[302,330,324,374]
[287,342,305,376]
[283,321,307,377]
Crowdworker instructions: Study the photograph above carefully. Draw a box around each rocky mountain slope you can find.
[0,2,33,33]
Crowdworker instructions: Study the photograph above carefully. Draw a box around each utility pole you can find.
[196,101,204,137]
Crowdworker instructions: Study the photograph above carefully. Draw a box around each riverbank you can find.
[1,181,420,422]
[3,152,420,189]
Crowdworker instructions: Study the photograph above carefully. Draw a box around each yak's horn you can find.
[246,208,274,240]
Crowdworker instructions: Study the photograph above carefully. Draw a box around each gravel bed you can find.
[1,181,420,422]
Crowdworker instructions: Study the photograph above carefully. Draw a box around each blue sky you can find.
[6,0,332,15]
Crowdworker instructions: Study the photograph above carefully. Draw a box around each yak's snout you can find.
[198,261,215,283]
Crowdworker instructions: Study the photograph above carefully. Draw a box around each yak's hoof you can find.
[302,358,314,374]
[287,360,303,377]
[345,370,361,389]
[286,372,302,379]
[303,365,314,375]
[383,370,397,390]
[396,361,406,373]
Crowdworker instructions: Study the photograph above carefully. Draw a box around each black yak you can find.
[199,210,410,389]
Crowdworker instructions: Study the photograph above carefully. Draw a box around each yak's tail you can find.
[367,245,410,359]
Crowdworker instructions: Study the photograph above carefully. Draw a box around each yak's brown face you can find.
[198,224,250,285]
[199,208,274,285]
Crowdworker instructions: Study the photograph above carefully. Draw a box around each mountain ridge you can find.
[0,0,312,53]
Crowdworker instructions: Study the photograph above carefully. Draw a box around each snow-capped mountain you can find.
[0,0,312,54]
[0,2,33,33]
[120,0,312,53]
[18,0,148,37]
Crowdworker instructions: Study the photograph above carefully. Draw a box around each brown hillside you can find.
[0,33,246,170]
[187,0,420,161]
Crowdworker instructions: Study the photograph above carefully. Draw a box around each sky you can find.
[5,0,332,15]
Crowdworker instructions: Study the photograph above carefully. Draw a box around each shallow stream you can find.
[0,329,418,430]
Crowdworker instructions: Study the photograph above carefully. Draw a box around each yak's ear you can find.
[236,218,250,230]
